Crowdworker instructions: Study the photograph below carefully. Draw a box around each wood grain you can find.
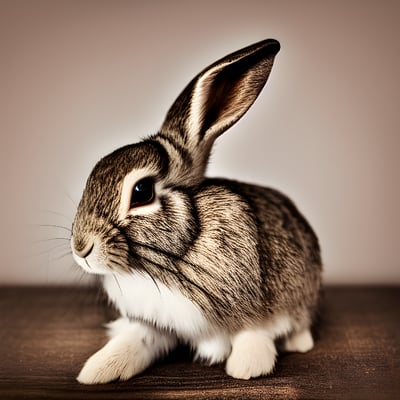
[0,286,399,399]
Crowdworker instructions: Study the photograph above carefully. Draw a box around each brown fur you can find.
[72,38,322,335]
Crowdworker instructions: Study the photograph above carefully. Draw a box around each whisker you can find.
[85,259,92,270]
[112,273,123,296]
[73,271,87,285]
[32,242,70,258]
[48,240,71,251]
[63,191,79,211]
[33,237,71,244]
[38,209,73,223]
[140,264,161,295]
[54,250,73,261]
[105,244,161,295]
[68,264,91,285]
[37,224,72,233]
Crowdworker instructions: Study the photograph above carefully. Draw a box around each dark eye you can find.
[130,178,155,208]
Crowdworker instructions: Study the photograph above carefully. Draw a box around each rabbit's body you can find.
[72,39,322,384]
[103,178,321,331]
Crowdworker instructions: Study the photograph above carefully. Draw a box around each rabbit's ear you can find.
[159,39,280,178]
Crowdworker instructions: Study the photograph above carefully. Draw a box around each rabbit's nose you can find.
[72,239,94,259]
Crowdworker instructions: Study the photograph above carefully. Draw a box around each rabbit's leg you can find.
[226,329,277,379]
[194,334,231,365]
[77,318,177,384]
[282,328,314,353]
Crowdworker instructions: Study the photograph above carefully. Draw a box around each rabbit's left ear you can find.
[159,39,280,181]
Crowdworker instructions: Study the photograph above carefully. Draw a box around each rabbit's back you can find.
[192,178,322,328]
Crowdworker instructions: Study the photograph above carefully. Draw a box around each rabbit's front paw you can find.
[77,321,177,384]
[226,329,277,380]
[77,335,152,384]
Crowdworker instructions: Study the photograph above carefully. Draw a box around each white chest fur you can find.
[103,272,212,340]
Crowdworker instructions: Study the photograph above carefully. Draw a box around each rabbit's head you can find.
[71,39,280,282]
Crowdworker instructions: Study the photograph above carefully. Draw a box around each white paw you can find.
[283,329,314,353]
[77,321,176,384]
[194,334,231,365]
[226,329,277,380]
[77,335,150,384]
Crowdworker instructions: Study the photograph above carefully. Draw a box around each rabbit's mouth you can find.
[71,233,130,275]
[71,235,104,275]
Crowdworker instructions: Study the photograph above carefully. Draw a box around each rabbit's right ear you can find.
[158,39,280,184]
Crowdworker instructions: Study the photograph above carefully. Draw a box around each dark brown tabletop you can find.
[0,285,399,399]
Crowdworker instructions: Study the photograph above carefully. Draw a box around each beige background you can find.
[1,0,399,285]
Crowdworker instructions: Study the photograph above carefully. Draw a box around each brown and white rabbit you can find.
[71,39,322,384]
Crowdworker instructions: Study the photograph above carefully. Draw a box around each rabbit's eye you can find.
[130,178,155,208]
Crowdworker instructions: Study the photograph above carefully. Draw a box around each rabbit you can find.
[71,38,322,384]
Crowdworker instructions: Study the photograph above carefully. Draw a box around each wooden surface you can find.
[0,286,399,399]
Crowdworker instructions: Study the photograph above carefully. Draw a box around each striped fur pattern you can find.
[71,39,322,383]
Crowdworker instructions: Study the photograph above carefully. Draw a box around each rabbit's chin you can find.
[102,271,214,340]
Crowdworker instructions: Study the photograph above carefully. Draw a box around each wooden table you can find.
[0,286,399,399]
